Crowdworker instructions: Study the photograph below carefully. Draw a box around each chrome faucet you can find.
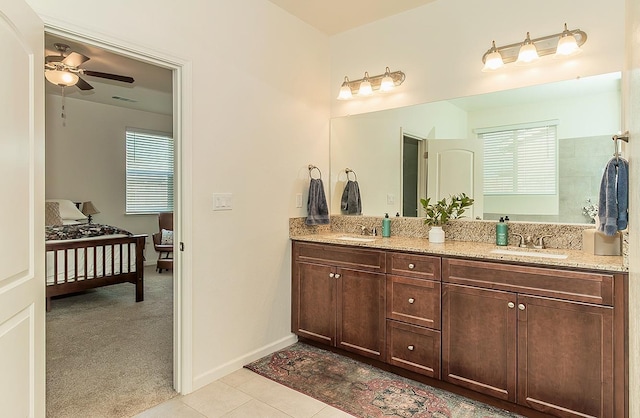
[357,225,377,236]
[512,233,551,249]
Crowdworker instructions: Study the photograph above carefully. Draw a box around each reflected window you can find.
[481,122,558,195]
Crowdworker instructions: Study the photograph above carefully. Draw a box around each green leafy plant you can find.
[420,193,474,226]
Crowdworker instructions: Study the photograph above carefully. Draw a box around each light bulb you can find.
[379,67,395,92]
[555,25,581,57]
[516,33,539,65]
[45,69,79,86]
[482,42,504,71]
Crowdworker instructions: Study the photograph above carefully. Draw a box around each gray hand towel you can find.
[598,157,628,235]
[305,178,330,225]
[340,180,362,215]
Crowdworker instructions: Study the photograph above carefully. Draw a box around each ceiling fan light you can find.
[45,69,79,87]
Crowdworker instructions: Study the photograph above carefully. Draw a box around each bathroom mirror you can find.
[330,72,621,224]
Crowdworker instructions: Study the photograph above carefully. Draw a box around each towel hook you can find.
[612,131,629,162]
[345,168,358,182]
[308,164,322,179]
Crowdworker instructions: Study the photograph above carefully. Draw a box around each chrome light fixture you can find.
[481,23,587,71]
[337,67,406,100]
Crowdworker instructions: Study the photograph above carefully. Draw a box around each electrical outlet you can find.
[296,193,303,208]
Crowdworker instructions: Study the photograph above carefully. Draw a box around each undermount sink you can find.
[490,248,568,260]
[336,236,376,243]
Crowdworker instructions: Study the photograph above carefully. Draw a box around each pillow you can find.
[45,202,63,226]
[46,199,87,220]
[160,229,173,245]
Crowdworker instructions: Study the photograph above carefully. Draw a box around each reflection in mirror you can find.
[330,72,621,224]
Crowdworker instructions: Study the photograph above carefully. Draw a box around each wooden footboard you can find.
[45,234,147,311]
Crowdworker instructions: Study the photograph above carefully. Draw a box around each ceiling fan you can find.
[44,43,135,90]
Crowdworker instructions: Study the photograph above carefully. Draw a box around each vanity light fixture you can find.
[481,23,587,71]
[337,67,405,100]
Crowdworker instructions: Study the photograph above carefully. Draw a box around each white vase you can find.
[429,226,445,243]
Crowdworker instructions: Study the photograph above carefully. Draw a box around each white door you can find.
[0,0,45,417]
[427,139,483,220]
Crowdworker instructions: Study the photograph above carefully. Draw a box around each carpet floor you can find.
[46,266,177,418]
[246,342,524,418]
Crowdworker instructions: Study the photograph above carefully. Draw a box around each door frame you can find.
[400,128,427,217]
[43,22,193,393]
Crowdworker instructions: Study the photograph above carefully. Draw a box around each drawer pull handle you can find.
[408,263,415,269]
[408,298,415,304]
[407,345,414,351]
[329,273,335,278]
[518,304,526,311]
[507,302,515,309]
[334,273,341,279]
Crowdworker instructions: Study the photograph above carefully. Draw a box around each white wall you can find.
[330,0,625,118]
[45,94,173,252]
[28,0,330,392]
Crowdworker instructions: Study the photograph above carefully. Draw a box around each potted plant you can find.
[420,193,474,243]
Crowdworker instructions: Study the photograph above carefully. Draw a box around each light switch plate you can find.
[296,193,303,208]
[387,194,395,205]
[213,193,233,211]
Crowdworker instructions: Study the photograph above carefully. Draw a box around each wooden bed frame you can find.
[45,234,147,311]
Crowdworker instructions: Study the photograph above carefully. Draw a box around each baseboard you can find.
[191,334,297,392]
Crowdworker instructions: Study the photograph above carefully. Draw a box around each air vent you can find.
[112,96,138,103]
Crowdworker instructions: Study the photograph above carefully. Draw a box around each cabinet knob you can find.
[518,304,526,311]
[507,302,515,309]
[407,345,414,351]
[408,263,415,269]
[408,298,415,304]
[329,273,335,278]
[334,273,341,279]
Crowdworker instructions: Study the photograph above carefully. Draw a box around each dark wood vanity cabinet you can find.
[442,257,623,418]
[291,242,386,361]
[291,241,627,418]
[385,252,442,378]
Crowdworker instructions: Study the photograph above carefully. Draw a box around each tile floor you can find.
[135,368,354,418]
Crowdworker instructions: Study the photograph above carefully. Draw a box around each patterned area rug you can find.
[245,342,523,418]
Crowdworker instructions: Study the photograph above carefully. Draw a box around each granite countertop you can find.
[291,233,627,273]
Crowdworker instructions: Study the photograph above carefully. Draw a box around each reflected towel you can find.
[598,157,628,235]
[340,180,362,215]
[305,178,330,225]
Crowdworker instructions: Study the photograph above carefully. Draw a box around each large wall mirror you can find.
[330,72,621,224]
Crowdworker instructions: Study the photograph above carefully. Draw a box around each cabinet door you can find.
[442,284,517,402]
[517,295,614,418]
[337,268,386,360]
[293,262,336,345]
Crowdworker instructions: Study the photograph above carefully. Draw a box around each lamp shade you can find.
[45,70,79,87]
[81,201,100,216]
[516,32,539,65]
[337,84,352,100]
[379,67,395,92]
[358,72,373,96]
[555,33,580,56]
[482,51,504,71]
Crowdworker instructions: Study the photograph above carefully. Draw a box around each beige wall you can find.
[29,0,331,391]
[45,94,173,254]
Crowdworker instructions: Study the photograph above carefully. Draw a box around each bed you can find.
[45,199,146,311]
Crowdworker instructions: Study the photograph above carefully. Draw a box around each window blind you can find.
[481,123,557,195]
[126,129,174,214]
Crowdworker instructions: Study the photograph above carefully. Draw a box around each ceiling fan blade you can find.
[62,51,90,67]
[75,77,94,91]
[83,70,134,84]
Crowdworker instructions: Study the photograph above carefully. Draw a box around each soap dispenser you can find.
[382,213,391,237]
[496,217,508,246]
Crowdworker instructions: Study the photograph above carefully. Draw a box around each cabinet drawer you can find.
[386,252,441,280]
[387,275,441,329]
[443,258,614,306]
[293,241,385,273]
[386,320,441,379]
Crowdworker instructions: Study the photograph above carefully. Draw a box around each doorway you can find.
[401,132,427,217]
[43,27,185,415]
